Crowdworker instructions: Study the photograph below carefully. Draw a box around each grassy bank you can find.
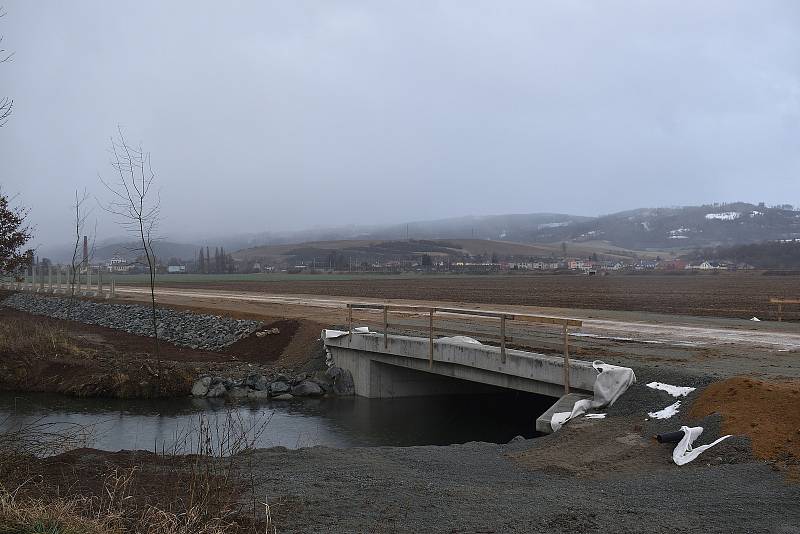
[0,412,274,533]
[0,310,195,398]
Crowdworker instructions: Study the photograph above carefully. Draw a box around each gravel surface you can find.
[240,365,799,533]
[247,441,799,533]
[2,293,262,351]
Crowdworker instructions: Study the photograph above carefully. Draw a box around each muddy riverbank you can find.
[0,301,326,398]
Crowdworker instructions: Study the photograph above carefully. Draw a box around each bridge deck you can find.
[324,331,596,399]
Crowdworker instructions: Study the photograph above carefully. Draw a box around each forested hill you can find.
[528,203,800,249]
[685,240,800,269]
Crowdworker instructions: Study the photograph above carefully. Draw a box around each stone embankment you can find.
[2,293,262,351]
[192,367,355,400]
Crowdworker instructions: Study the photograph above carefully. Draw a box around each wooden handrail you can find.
[346,302,582,328]
[346,302,580,393]
[770,298,800,322]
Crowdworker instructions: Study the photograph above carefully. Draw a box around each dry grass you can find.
[0,319,89,360]
[0,409,274,534]
[0,486,114,534]
[0,474,246,534]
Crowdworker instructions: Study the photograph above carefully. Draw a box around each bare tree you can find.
[68,189,94,305]
[0,7,14,127]
[100,127,162,375]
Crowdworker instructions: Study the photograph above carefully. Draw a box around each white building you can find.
[107,254,132,273]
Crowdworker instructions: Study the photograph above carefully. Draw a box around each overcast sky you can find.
[2,1,799,249]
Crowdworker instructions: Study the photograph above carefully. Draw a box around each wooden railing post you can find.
[563,325,571,394]
[383,306,388,349]
[347,304,353,334]
[429,308,434,368]
[500,315,507,363]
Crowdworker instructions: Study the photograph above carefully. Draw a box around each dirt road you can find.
[115,285,800,379]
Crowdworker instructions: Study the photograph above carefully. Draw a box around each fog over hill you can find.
[211,202,800,253]
[532,202,800,249]
[36,202,800,263]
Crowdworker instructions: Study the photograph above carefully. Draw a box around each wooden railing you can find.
[345,303,582,394]
[770,298,800,322]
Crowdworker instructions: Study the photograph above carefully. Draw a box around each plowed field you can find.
[137,273,800,321]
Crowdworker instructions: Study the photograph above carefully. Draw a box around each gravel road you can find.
[115,285,800,378]
[248,440,799,533]
[244,366,799,533]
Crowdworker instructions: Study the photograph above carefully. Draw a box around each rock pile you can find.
[192,367,355,400]
[2,293,262,351]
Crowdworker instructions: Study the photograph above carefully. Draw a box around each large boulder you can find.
[206,382,227,398]
[228,386,250,399]
[291,373,308,386]
[191,376,212,397]
[247,389,270,400]
[291,380,323,397]
[244,373,269,391]
[269,381,291,396]
[325,366,355,396]
[310,370,333,393]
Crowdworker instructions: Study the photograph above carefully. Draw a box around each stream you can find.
[0,391,552,453]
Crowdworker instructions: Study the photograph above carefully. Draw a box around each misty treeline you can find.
[686,241,800,269]
[197,246,234,274]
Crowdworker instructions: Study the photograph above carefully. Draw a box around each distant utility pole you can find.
[406,224,409,240]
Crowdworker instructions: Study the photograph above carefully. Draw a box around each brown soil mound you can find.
[690,376,800,463]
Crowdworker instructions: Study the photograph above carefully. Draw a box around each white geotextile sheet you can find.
[323,327,371,339]
[550,360,636,432]
[648,401,681,420]
[646,382,695,397]
[673,426,731,465]
[438,336,482,345]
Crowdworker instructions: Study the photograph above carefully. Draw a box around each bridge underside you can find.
[324,331,596,400]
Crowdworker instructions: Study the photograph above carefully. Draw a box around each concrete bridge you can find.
[324,331,596,399]
[323,304,598,433]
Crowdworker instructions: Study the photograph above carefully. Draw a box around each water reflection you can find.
[0,391,552,452]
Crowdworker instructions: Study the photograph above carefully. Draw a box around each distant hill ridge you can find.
[44,202,799,262]
[231,202,799,252]
[532,202,800,249]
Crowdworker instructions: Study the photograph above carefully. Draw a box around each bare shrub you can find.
[0,406,275,533]
[0,416,94,464]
